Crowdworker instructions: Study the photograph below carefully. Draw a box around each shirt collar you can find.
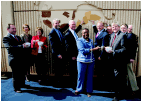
[82,36,91,43]
[98,29,104,34]
[9,33,15,38]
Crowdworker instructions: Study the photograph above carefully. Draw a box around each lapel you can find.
[112,31,122,48]
[97,29,105,39]
[109,33,115,46]
[69,30,75,39]
[8,33,17,41]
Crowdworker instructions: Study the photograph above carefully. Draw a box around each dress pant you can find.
[76,61,94,93]
[112,61,127,97]
[67,59,77,83]
[52,54,65,81]
[127,63,139,91]
[94,50,105,77]
[10,58,25,91]
[35,53,47,80]
[23,48,32,76]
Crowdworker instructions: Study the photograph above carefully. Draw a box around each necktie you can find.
[111,34,117,46]
[57,29,63,41]
[96,32,99,38]
[14,35,19,41]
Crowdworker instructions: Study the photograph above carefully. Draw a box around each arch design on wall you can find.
[33,1,116,29]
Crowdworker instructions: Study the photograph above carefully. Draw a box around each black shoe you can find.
[112,97,119,101]
[75,91,80,95]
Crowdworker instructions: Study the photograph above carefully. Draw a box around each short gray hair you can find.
[69,20,75,25]
[111,22,120,27]
[52,18,60,24]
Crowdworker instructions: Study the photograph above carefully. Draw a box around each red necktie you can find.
[14,35,19,41]
[111,34,117,46]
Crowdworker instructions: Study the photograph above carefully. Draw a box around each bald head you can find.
[128,25,133,33]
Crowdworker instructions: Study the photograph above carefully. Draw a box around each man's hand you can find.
[98,57,101,60]
[72,57,76,60]
[58,55,62,59]
[130,59,134,63]
[80,19,84,25]
[90,20,95,25]
[91,46,100,51]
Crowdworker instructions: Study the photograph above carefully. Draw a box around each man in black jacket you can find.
[3,24,28,93]
[64,20,83,88]
[49,19,69,84]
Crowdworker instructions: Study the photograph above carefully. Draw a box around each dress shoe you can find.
[112,97,119,101]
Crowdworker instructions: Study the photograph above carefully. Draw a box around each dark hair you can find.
[35,27,44,34]
[7,24,14,29]
[82,28,89,32]
[121,23,128,28]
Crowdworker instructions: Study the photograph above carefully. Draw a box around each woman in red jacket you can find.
[31,27,48,83]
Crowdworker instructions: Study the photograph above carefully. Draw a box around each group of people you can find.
[3,18,139,101]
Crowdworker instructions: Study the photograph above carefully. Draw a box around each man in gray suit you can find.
[105,22,127,101]
[3,24,28,93]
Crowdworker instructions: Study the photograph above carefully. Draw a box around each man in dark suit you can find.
[91,21,108,78]
[3,24,28,93]
[121,24,139,95]
[49,19,69,84]
[64,20,83,88]
[106,23,127,101]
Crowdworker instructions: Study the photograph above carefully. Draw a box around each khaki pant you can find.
[127,63,139,91]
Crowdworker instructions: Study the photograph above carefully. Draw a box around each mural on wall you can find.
[34,1,115,29]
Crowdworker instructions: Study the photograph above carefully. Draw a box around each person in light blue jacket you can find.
[75,28,100,97]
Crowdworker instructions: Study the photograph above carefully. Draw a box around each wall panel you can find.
[1,1,141,76]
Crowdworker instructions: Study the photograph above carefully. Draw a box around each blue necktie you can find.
[57,29,63,41]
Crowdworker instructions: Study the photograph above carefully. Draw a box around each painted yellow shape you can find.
[76,20,81,27]
[83,16,88,24]
[85,11,91,19]
[90,14,101,20]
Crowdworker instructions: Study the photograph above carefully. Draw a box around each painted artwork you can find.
[33,1,115,29]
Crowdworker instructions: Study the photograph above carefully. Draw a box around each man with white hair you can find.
[49,18,69,84]
[125,25,139,95]
[105,22,127,101]
[64,20,83,89]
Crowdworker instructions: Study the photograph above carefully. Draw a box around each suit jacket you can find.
[49,24,69,57]
[125,33,138,62]
[20,34,32,56]
[31,35,48,55]
[109,31,127,74]
[100,34,111,60]
[94,29,108,47]
[64,25,82,58]
[77,37,95,63]
[20,34,32,43]
[109,31,127,62]
[3,33,24,66]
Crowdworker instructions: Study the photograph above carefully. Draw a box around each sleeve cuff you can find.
[92,25,96,27]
